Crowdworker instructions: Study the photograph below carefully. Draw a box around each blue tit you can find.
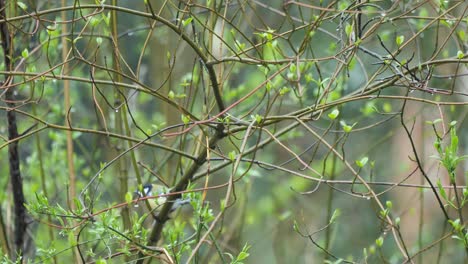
[134,183,190,212]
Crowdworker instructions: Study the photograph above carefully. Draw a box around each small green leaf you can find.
[376,237,384,247]
[17,2,27,10]
[292,220,299,232]
[309,31,315,38]
[96,258,107,264]
[251,114,263,124]
[449,219,461,231]
[90,17,100,27]
[21,48,29,59]
[102,12,111,26]
[328,109,340,120]
[168,90,175,99]
[289,64,296,72]
[437,179,447,200]
[279,87,290,95]
[220,199,226,211]
[125,192,133,204]
[457,30,465,41]
[68,231,76,246]
[380,209,389,218]
[386,200,393,209]
[73,198,82,212]
[345,24,353,37]
[237,251,249,261]
[382,102,392,113]
[432,118,442,124]
[330,209,341,223]
[369,245,376,254]
[356,157,369,168]
[181,115,190,124]
[340,121,356,133]
[182,17,193,27]
[396,35,405,46]
[395,217,400,226]
[354,38,362,46]
[228,151,236,161]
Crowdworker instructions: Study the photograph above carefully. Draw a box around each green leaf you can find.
[309,31,315,38]
[340,121,356,133]
[228,151,236,161]
[96,258,107,264]
[382,102,392,113]
[437,179,447,200]
[279,87,290,95]
[345,24,353,37]
[375,237,384,247]
[68,231,76,246]
[293,220,299,232]
[386,200,393,209]
[237,251,249,261]
[251,114,263,124]
[330,209,341,223]
[328,109,340,120]
[182,17,193,27]
[181,115,190,124]
[21,48,29,59]
[396,35,405,46]
[168,90,175,99]
[220,199,226,211]
[17,2,27,10]
[458,30,466,41]
[102,12,111,26]
[356,157,368,168]
[125,192,133,204]
[380,209,388,218]
[90,17,100,27]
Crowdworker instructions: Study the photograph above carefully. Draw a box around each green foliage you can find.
[431,122,468,183]
[0,1,467,263]
[226,243,251,264]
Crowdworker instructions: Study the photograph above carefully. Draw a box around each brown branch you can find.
[0,0,27,258]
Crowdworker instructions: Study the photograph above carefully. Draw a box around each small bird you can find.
[134,183,190,213]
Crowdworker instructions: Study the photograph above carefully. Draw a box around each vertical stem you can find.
[32,104,57,264]
[323,117,340,261]
[0,0,27,258]
[0,204,10,258]
[418,114,425,264]
[61,0,75,210]
[61,3,80,262]
[110,0,131,230]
